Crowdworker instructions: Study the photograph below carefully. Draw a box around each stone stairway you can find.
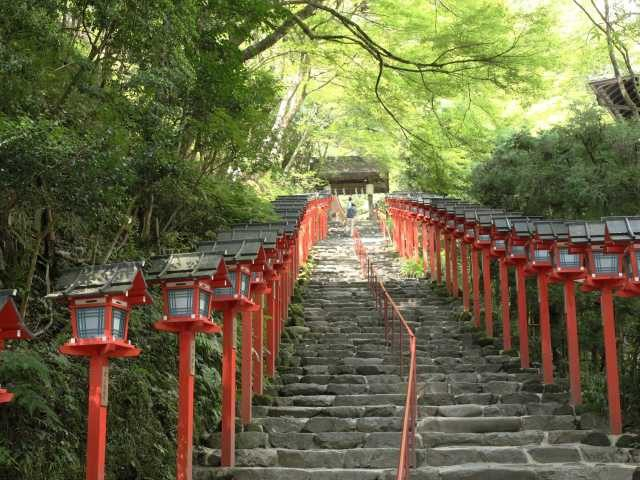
[194,221,640,480]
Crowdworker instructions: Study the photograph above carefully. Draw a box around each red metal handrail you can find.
[351,228,417,480]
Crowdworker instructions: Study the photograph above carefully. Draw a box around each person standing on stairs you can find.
[345,196,357,235]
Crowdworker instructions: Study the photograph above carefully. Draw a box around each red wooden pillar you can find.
[393,213,398,251]
[253,294,264,395]
[482,248,493,336]
[86,355,109,480]
[406,217,412,258]
[413,221,420,258]
[430,225,437,279]
[176,331,195,480]
[221,308,236,467]
[515,264,530,368]
[499,258,511,350]
[537,273,554,384]
[451,237,459,297]
[397,215,403,256]
[402,216,408,257]
[266,280,277,377]
[563,281,581,405]
[435,228,442,284]
[422,223,429,274]
[461,243,470,312]
[444,233,452,293]
[240,310,252,425]
[601,287,622,434]
[472,249,481,328]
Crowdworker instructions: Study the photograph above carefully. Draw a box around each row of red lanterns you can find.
[385,193,640,435]
[0,194,333,480]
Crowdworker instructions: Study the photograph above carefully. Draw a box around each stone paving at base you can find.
[194,221,640,480]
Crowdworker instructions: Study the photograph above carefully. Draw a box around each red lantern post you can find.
[474,211,503,337]
[454,206,476,312]
[542,221,587,406]
[490,216,516,351]
[508,220,537,369]
[463,210,482,328]
[569,219,637,434]
[146,252,230,480]
[0,290,33,403]
[48,262,151,480]
[527,221,559,385]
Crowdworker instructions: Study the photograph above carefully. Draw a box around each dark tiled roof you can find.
[48,262,146,299]
[146,252,226,281]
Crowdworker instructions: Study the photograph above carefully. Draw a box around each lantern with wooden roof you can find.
[0,290,33,403]
[543,222,586,280]
[146,252,229,333]
[48,262,151,357]
[474,211,498,249]
[491,215,516,259]
[198,240,265,310]
[509,219,536,264]
[47,262,151,480]
[603,216,640,296]
[212,230,279,293]
[569,221,625,289]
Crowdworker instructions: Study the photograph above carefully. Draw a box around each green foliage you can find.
[470,107,640,219]
[400,258,424,279]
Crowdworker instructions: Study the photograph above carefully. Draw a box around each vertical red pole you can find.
[537,273,554,384]
[176,330,195,480]
[421,223,429,274]
[86,355,108,480]
[413,221,420,258]
[266,281,277,377]
[444,233,452,293]
[461,243,470,312]
[401,215,405,255]
[482,249,493,336]
[406,218,412,258]
[563,281,581,405]
[429,225,436,278]
[472,249,481,328]
[240,311,252,425]
[221,309,236,467]
[253,294,264,395]
[435,228,442,284]
[516,264,530,368]
[499,258,512,350]
[451,237,459,297]
[601,287,622,434]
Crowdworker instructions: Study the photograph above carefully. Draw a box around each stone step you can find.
[418,415,577,433]
[270,392,408,406]
[193,466,392,479]
[252,407,403,423]
[195,463,640,479]
[197,447,403,468]
[207,431,415,450]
